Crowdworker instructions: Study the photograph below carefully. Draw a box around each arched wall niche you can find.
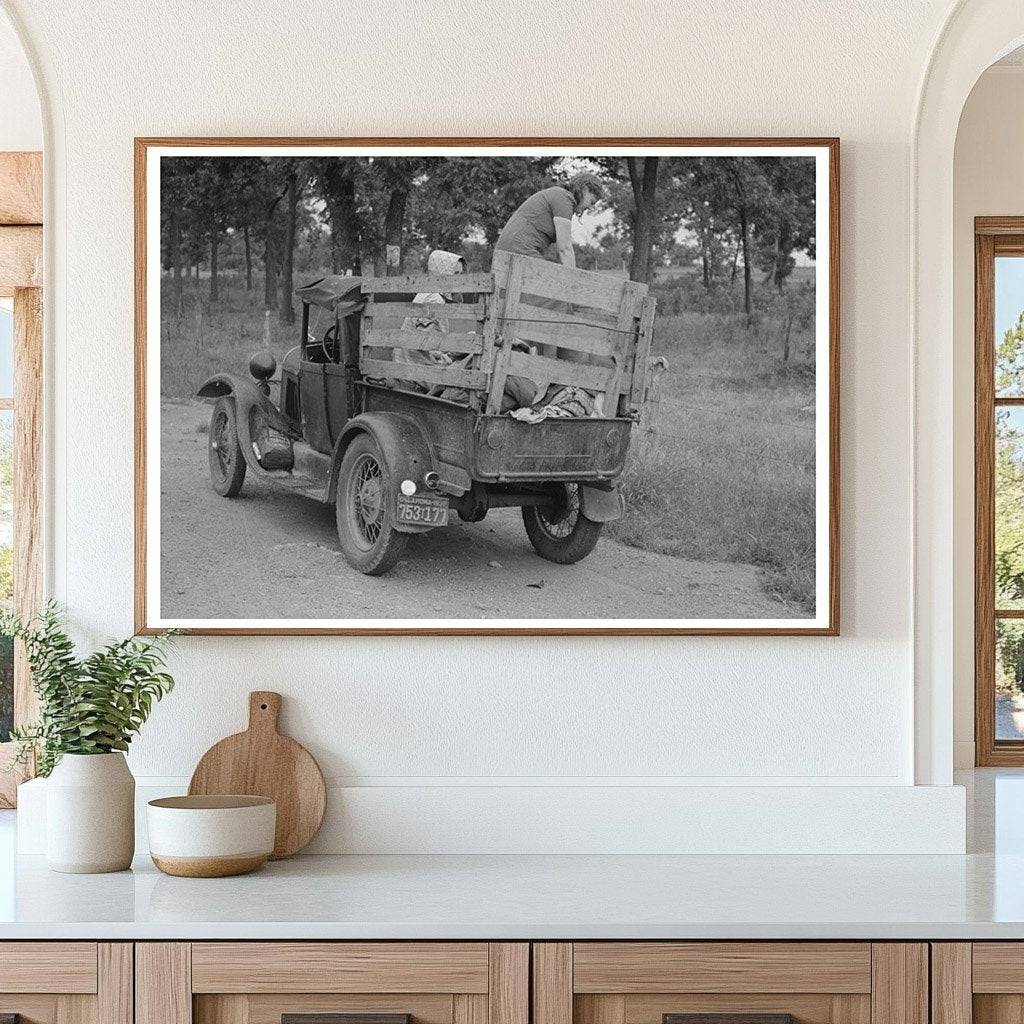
[914,0,1024,784]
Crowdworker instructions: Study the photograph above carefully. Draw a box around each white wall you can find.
[953,64,1024,768]
[0,0,972,851]
[0,8,40,151]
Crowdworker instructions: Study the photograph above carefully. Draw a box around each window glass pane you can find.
[998,619,1024,740]
[0,405,11,742]
[996,256,1024,396]
[996,407,1024,609]
[0,300,12,399]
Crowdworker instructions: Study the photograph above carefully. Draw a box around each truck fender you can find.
[197,374,300,476]
[580,483,624,523]
[329,413,440,533]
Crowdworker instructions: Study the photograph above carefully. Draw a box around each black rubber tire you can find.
[335,433,408,575]
[208,396,247,498]
[522,483,604,564]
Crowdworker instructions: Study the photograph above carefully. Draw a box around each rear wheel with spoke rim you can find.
[522,482,603,564]
[208,396,246,497]
[336,433,407,575]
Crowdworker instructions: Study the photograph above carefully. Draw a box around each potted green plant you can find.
[2,604,177,873]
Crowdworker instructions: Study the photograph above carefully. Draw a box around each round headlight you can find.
[400,479,417,496]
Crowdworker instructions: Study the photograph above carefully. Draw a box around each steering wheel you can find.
[318,322,339,363]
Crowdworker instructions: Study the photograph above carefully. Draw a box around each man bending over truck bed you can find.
[492,171,610,397]
[493,171,603,268]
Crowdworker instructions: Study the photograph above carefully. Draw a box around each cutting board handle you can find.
[248,691,282,734]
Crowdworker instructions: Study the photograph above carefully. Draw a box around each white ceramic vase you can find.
[46,752,135,873]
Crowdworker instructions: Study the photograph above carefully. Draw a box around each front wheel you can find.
[208,396,247,497]
[336,433,408,575]
[522,483,603,564]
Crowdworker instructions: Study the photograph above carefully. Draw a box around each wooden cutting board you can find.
[188,691,326,859]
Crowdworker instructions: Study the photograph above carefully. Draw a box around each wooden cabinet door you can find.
[0,942,132,1024]
[534,944,928,1024]
[933,943,1024,1024]
[137,943,528,1024]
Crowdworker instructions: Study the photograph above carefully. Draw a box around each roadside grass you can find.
[605,274,818,613]
[161,269,819,612]
[159,274,322,400]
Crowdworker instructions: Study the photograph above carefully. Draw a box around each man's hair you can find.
[566,171,604,206]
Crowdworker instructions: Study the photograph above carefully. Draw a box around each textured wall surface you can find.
[0,0,977,850]
[0,9,40,151]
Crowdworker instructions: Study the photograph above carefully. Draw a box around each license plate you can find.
[396,493,449,527]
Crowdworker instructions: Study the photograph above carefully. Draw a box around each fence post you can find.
[640,356,669,435]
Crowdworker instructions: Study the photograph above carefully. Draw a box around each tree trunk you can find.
[696,210,713,293]
[782,308,793,363]
[330,226,339,273]
[279,168,299,325]
[728,162,755,323]
[773,218,792,291]
[383,185,408,276]
[262,165,288,312]
[169,208,183,315]
[739,206,753,322]
[263,229,277,311]
[626,157,659,283]
[333,172,361,274]
[318,162,361,275]
[209,224,219,303]
[243,226,253,291]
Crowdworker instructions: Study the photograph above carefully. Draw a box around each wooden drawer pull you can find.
[665,1016,796,1024]
[283,1016,411,1024]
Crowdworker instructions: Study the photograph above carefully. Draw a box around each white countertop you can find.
[1,770,1022,941]
[1,849,1024,940]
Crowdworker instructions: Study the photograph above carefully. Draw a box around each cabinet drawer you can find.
[973,943,1024,992]
[572,943,872,994]
[0,942,98,993]
[534,943,925,1024]
[0,943,130,1024]
[191,943,490,993]
[139,942,528,1024]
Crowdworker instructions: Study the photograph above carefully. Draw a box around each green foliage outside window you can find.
[995,315,1024,698]
[996,316,1024,613]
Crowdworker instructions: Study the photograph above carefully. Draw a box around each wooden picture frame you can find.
[135,137,840,637]
[0,151,43,806]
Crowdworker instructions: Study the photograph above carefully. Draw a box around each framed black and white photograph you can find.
[135,138,839,635]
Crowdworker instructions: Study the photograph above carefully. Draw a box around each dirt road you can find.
[159,400,800,621]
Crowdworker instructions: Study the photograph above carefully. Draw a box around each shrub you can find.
[1,604,178,776]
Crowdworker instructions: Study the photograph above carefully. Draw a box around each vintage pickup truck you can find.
[197,252,656,575]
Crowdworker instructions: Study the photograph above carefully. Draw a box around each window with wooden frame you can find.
[0,151,43,805]
[974,217,1024,765]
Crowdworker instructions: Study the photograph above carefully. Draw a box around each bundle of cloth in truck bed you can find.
[384,249,606,421]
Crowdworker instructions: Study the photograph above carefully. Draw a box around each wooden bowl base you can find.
[151,853,268,878]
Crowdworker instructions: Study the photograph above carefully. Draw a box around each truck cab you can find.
[287,275,365,454]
